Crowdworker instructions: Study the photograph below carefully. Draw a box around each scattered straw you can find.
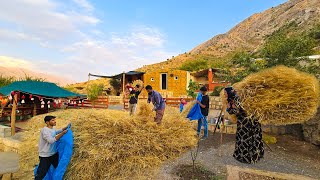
[17,106,197,179]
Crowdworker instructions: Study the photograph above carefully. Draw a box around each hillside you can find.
[0,66,75,86]
[64,78,110,95]
[138,0,320,72]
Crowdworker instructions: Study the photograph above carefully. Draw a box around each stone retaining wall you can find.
[209,96,222,110]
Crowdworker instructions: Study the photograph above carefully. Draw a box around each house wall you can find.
[143,69,188,97]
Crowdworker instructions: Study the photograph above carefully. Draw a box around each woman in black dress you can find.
[224,87,264,164]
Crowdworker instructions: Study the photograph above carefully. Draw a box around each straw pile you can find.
[181,100,196,118]
[17,106,197,179]
[233,66,319,125]
[133,79,144,88]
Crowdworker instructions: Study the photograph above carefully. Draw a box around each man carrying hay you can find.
[224,87,264,164]
[128,84,143,115]
[35,116,69,180]
[146,85,166,125]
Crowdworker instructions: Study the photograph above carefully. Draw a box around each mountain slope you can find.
[138,0,320,72]
[0,66,75,86]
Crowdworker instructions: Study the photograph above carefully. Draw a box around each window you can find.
[161,73,167,90]
[174,76,178,80]
[151,77,154,81]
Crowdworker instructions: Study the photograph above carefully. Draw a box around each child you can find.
[179,98,187,112]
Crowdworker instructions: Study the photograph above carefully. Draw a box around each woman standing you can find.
[224,87,264,164]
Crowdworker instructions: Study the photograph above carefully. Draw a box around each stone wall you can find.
[209,96,222,110]
[303,107,320,146]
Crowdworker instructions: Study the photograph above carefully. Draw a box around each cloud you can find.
[63,26,175,75]
[72,0,94,12]
[111,26,166,48]
[0,1,176,82]
[0,0,100,41]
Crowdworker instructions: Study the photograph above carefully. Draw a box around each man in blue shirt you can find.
[146,85,166,125]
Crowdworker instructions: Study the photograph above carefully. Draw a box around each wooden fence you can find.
[123,96,194,109]
[70,96,109,109]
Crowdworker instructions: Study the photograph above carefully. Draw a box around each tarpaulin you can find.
[187,92,204,120]
[34,127,73,180]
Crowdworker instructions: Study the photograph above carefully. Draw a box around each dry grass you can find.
[180,100,196,118]
[17,105,197,179]
[233,66,319,125]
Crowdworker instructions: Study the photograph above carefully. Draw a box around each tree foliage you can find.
[110,78,121,93]
[262,33,315,67]
[87,83,104,101]
[186,80,200,98]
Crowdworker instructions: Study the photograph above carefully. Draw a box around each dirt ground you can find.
[157,132,320,180]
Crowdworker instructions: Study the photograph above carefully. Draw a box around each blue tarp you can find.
[34,127,73,180]
[187,92,204,120]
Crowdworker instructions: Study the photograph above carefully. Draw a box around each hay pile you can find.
[233,66,320,125]
[133,79,144,89]
[17,106,197,179]
[181,100,196,118]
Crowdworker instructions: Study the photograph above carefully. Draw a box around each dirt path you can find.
[157,133,320,180]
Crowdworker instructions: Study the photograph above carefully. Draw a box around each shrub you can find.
[87,83,104,101]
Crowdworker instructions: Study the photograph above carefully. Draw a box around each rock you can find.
[303,107,320,146]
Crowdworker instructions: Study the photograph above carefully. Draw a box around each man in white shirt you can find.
[35,116,69,180]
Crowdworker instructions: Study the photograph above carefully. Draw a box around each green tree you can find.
[87,83,104,101]
[262,32,316,67]
[110,78,121,94]
[221,52,266,84]
[187,80,200,98]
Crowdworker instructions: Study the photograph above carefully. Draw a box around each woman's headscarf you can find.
[225,87,237,102]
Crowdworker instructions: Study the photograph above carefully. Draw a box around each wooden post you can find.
[122,72,125,97]
[11,93,17,136]
[88,73,91,82]
[33,102,37,116]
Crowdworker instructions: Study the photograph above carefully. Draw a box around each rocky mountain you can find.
[138,0,320,72]
[0,66,75,86]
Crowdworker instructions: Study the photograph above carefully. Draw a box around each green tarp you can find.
[0,81,84,98]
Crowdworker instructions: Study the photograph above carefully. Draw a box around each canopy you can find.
[0,81,84,98]
[88,71,145,79]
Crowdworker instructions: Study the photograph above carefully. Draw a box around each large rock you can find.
[303,107,320,146]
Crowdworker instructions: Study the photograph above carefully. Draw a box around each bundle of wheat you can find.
[17,107,197,179]
[232,66,319,125]
[133,79,144,89]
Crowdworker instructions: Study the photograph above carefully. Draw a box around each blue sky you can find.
[0,0,287,82]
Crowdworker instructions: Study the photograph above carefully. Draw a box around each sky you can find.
[0,0,287,82]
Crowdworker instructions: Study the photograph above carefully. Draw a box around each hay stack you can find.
[17,107,197,179]
[233,66,319,125]
[133,79,144,88]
